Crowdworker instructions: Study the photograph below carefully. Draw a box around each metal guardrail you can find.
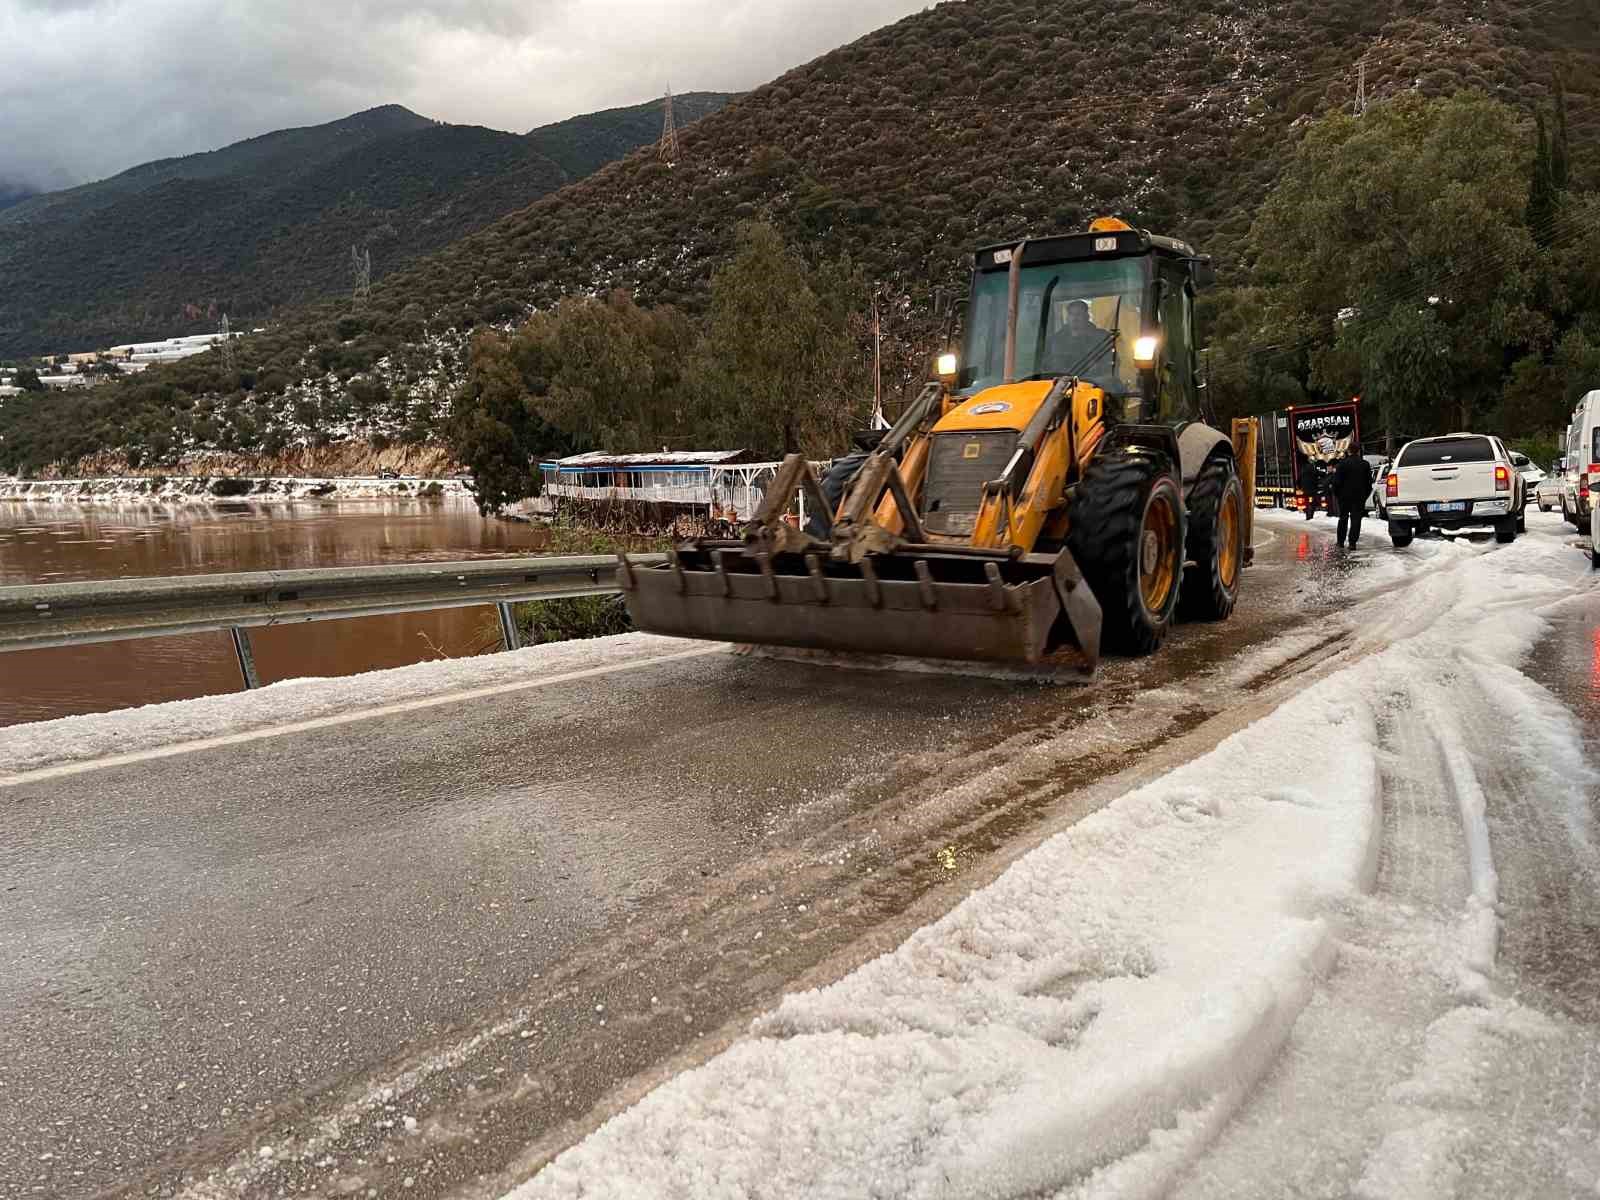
[0,554,662,688]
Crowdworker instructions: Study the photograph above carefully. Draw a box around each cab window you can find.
[1156,268,1194,422]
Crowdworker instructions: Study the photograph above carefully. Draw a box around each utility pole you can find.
[872,288,882,426]
[658,86,679,165]
[1357,58,1367,117]
[350,244,371,309]
[219,312,236,373]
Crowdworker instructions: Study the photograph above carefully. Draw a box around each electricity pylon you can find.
[351,245,372,308]
[659,86,679,165]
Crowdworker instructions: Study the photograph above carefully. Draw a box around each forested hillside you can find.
[0,186,39,212]
[526,93,731,181]
[0,97,730,358]
[0,105,434,234]
[3,0,1597,478]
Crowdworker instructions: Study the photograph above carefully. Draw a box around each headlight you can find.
[1133,336,1158,364]
[936,352,958,378]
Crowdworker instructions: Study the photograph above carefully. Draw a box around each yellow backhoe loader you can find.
[618,218,1258,672]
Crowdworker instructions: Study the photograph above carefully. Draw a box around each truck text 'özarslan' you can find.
[1254,401,1362,509]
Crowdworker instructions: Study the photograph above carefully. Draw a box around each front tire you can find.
[1068,450,1186,655]
[1389,521,1414,548]
[1180,455,1244,621]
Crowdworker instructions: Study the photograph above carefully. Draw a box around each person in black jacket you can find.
[1300,459,1324,520]
[1332,448,1376,547]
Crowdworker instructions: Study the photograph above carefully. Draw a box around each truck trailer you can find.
[1254,400,1362,509]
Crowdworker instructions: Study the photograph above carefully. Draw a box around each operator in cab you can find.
[1043,299,1110,376]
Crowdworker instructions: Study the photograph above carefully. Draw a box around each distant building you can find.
[538,450,830,525]
[18,326,253,390]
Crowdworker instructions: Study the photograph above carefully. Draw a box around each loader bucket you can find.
[618,545,1102,668]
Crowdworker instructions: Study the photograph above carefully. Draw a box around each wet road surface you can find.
[0,515,1437,1199]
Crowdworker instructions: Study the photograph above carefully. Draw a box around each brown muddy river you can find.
[0,500,548,728]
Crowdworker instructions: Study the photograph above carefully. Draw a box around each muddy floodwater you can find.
[0,500,549,728]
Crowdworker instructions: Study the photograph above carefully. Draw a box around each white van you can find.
[1569,395,1600,528]
[1572,390,1600,564]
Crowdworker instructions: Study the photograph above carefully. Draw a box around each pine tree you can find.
[1526,110,1557,247]
[1552,71,1571,194]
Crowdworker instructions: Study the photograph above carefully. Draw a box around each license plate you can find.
[1429,501,1468,513]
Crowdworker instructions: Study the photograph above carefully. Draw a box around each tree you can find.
[446,331,573,515]
[1552,71,1571,195]
[1527,110,1558,246]
[513,290,696,451]
[692,221,869,457]
[1247,92,1541,439]
[14,368,45,392]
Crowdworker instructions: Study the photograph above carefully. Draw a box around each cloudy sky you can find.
[0,0,930,193]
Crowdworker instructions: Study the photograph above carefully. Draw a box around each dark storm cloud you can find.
[0,0,929,191]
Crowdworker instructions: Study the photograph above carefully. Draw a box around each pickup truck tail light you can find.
[1494,465,1510,491]
[1385,473,1398,498]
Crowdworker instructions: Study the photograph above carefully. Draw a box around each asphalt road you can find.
[2,516,1391,1199]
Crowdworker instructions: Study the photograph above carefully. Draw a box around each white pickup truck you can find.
[1382,433,1526,547]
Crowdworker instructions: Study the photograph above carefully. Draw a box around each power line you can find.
[1213,211,1596,450]
[1229,206,1596,377]
[907,0,1581,126]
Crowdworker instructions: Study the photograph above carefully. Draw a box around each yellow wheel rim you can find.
[1139,489,1179,613]
[1218,484,1241,590]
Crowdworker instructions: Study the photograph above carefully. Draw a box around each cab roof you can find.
[973,228,1199,273]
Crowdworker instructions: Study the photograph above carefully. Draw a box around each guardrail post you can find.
[496,602,522,652]
[229,627,261,690]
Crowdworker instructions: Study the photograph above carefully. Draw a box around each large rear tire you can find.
[1068,450,1186,655]
[1495,518,1516,544]
[1389,521,1414,548]
[1180,454,1244,621]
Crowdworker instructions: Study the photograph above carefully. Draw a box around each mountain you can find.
[0,97,732,357]
[2,0,1596,475]
[372,0,1597,327]
[0,106,435,234]
[0,186,39,212]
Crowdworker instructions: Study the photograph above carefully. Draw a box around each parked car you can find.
[1364,455,1391,515]
[1383,433,1526,547]
[1510,451,1545,496]
[377,468,400,479]
[1536,474,1567,511]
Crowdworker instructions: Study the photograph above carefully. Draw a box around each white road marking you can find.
[0,645,725,788]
